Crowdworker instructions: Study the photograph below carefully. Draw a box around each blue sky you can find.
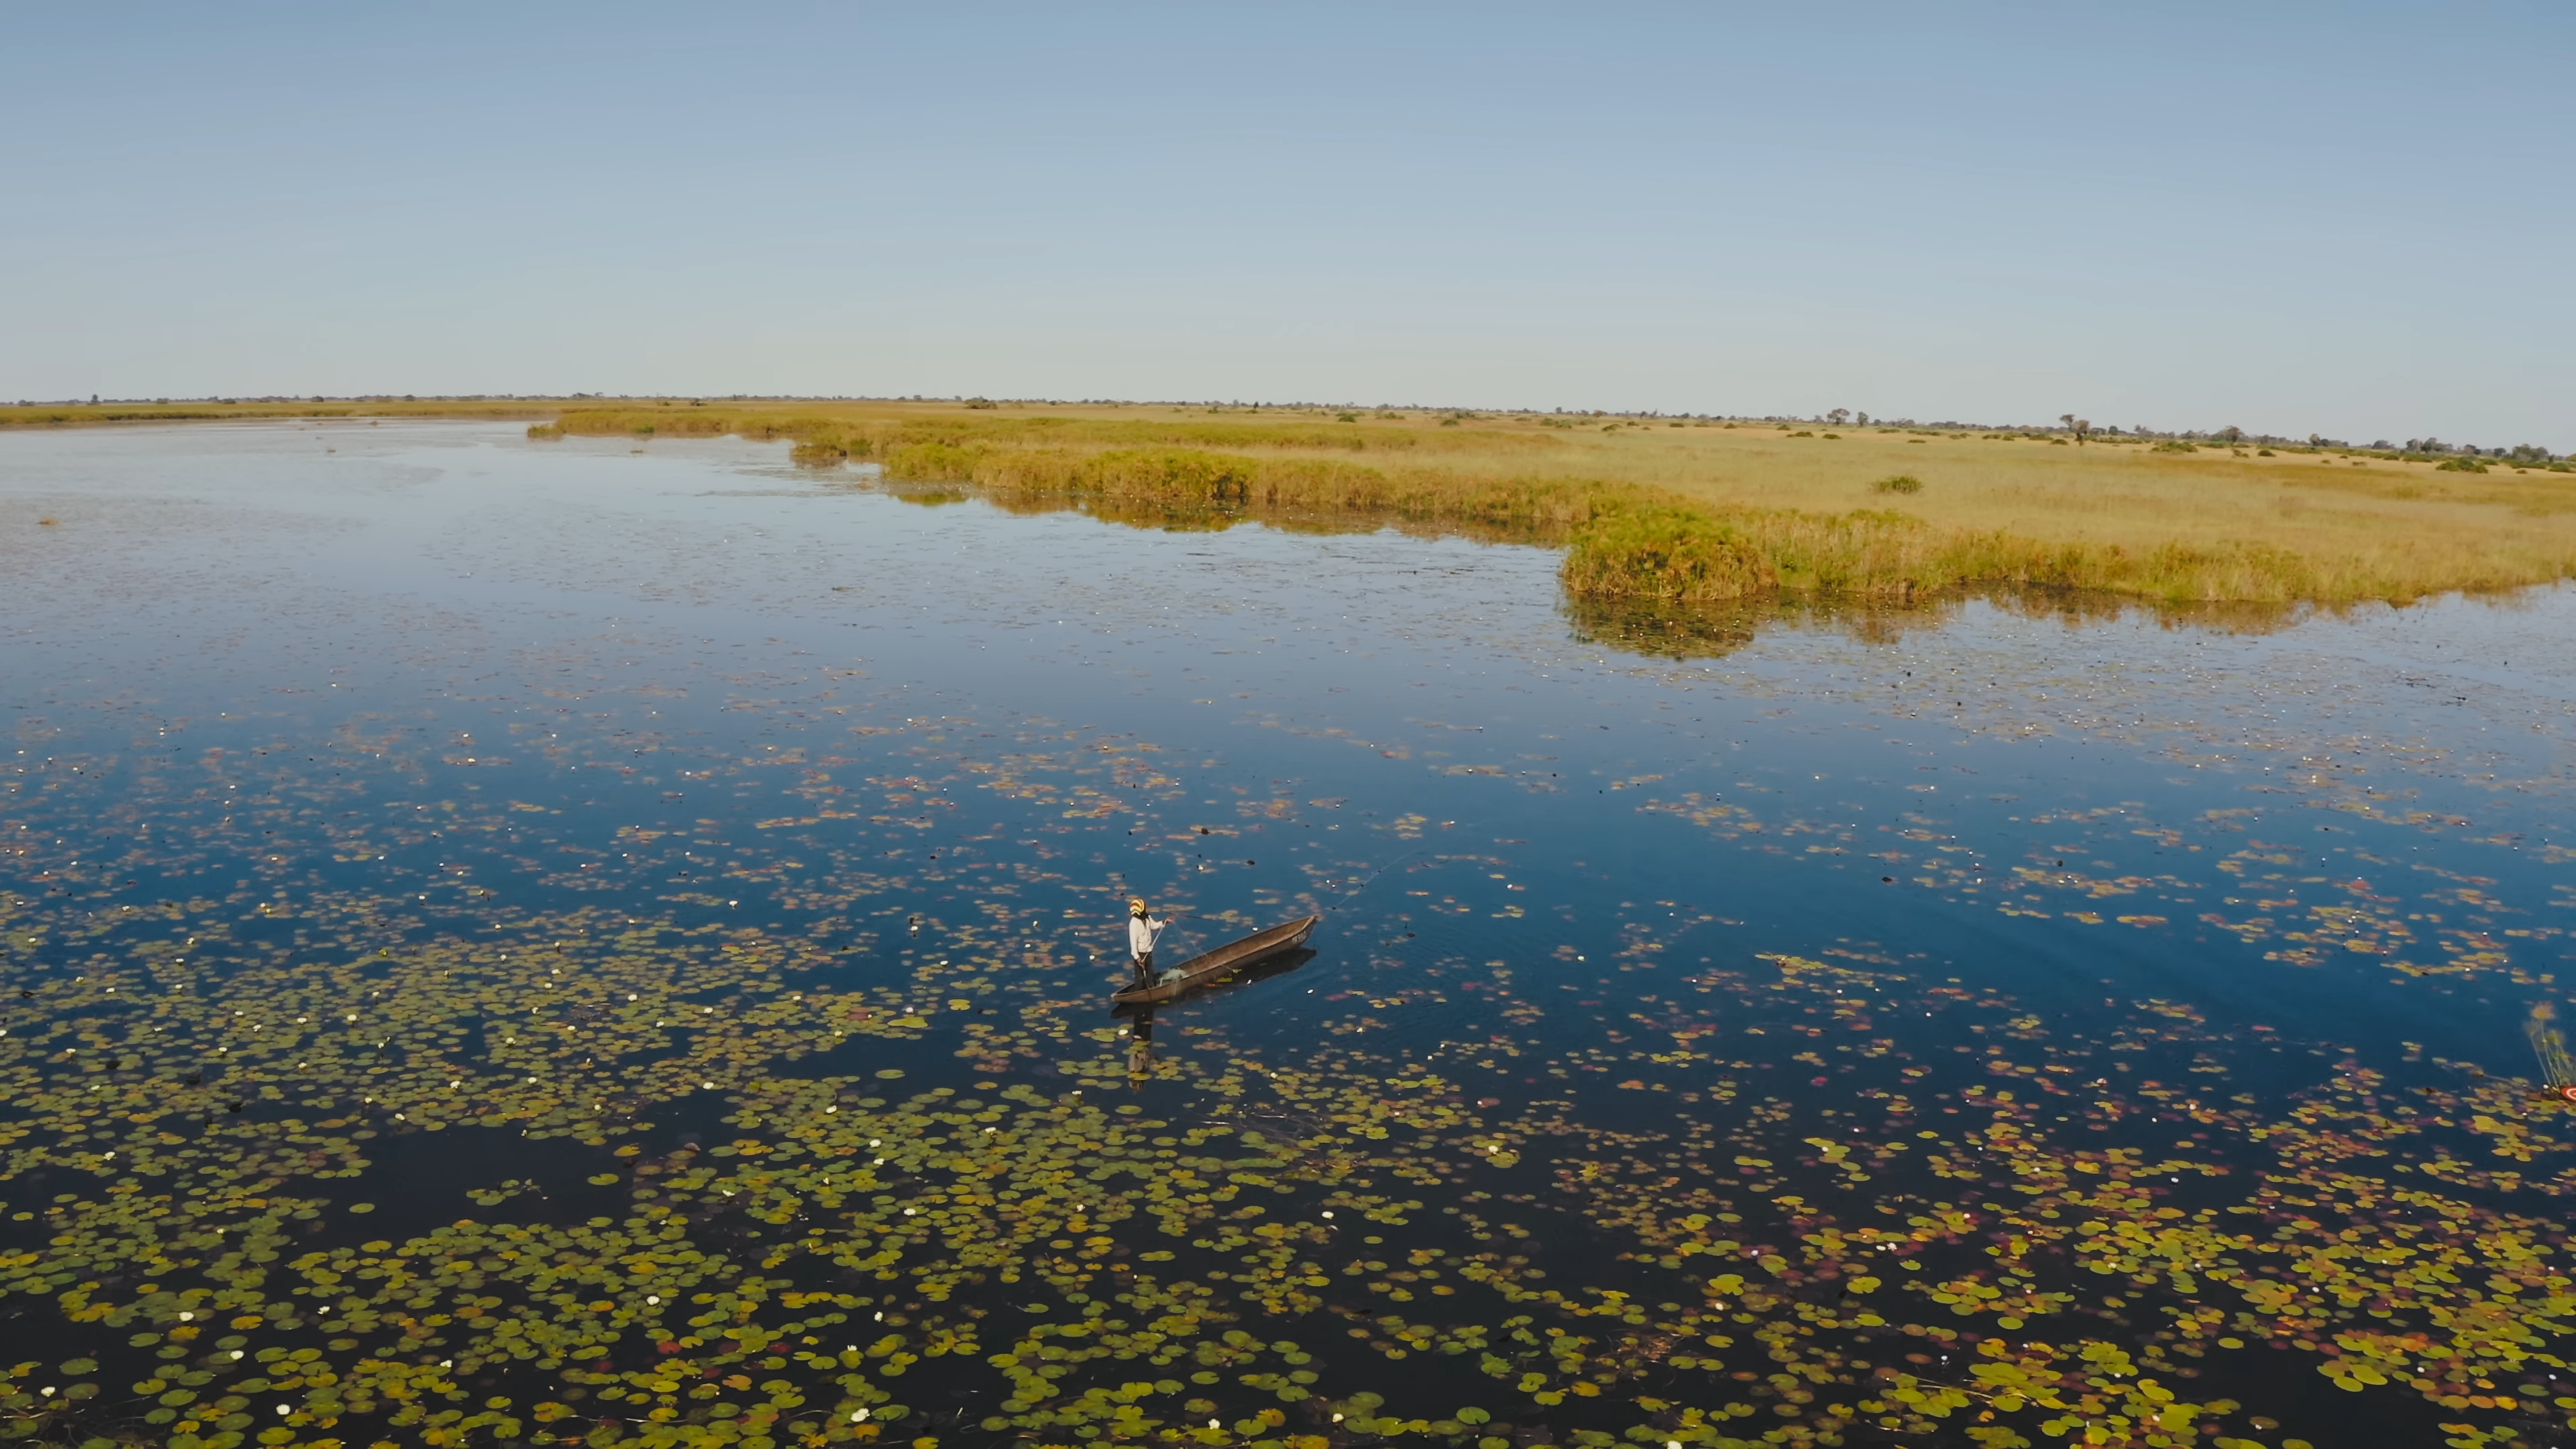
[6,3,2569,446]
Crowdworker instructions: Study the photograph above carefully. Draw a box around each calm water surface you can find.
[3,422,2573,1449]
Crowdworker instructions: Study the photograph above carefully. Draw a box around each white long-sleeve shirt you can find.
[1128,914,1165,957]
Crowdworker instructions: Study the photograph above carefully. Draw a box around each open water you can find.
[3,421,2573,1448]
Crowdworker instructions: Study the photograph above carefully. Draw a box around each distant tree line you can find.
[9,393,2562,467]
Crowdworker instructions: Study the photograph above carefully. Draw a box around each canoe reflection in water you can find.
[1116,945,1319,1081]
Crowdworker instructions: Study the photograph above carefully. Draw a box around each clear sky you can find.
[6,3,2569,447]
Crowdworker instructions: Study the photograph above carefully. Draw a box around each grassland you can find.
[533,398,2576,610]
[11,395,2575,612]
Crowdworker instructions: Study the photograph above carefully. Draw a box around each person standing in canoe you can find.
[1126,898,1167,989]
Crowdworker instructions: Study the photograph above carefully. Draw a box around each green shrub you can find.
[1871,475,1923,495]
[1562,504,1777,602]
[2435,458,2489,473]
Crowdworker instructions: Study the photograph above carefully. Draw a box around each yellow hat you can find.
[1129,898,1148,915]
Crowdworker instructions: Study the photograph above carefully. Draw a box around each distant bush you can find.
[525,423,563,440]
[2151,440,2196,453]
[2436,458,2489,473]
[1788,430,1815,437]
[1871,475,1923,495]
[964,397,998,410]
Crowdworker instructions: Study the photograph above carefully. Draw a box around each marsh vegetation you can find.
[532,400,2576,612]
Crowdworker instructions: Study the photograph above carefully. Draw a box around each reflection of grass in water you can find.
[885,487,968,508]
[1560,593,1766,660]
[1569,588,2304,660]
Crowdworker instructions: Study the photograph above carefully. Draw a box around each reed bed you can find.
[1562,506,2350,605]
[873,442,1632,535]
[825,421,2576,608]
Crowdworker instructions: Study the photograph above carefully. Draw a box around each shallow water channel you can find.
[3,421,2573,1449]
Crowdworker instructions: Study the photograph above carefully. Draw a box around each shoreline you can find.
[10,398,2573,612]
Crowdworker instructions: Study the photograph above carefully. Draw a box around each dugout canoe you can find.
[1112,914,1320,1006]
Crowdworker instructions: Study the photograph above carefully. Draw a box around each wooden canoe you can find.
[1112,914,1320,1006]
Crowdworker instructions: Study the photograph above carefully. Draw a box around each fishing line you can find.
[1333,847,1423,908]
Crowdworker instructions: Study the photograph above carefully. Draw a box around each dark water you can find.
[3,421,2572,1449]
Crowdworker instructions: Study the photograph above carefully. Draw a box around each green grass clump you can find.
[1871,474,1923,495]
[1562,504,1776,600]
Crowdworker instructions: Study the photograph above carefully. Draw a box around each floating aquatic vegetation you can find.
[2529,1006,2576,1104]
[4,423,2573,1448]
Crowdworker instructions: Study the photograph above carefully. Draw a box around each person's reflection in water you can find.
[1125,1006,1159,1083]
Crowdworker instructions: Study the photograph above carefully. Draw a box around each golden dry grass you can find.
[13,396,2573,608]
[1562,422,2576,603]
[545,400,2575,607]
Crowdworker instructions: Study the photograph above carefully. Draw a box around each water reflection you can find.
[1122,1005,1159,1081]
[0,422,2568,1449]
[1566,586,2330,659]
